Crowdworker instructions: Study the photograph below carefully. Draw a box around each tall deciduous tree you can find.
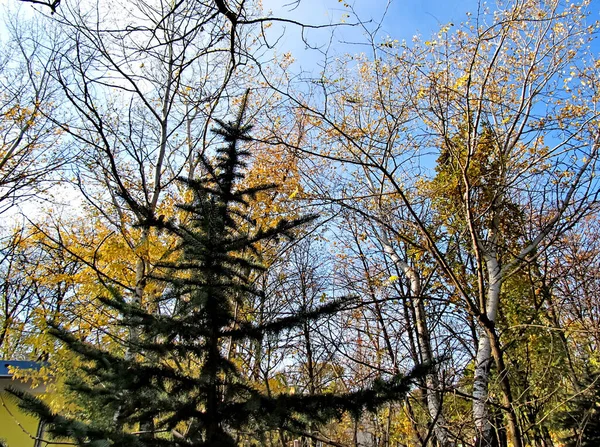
[262,0,600,445]
[0,12,68,215]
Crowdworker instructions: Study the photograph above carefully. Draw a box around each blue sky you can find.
[261,0,481,68]
[4,0,595,57]
[0,0,598,222]
[262,0,480,34]
[0,0,475,51]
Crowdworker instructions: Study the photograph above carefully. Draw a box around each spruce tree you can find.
[556,371,600,447]
[9,93,423,446]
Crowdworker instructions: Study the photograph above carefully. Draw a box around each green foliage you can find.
[556,372,600,447]
[430,121,523,242]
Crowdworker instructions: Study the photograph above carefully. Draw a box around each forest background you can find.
[1,0,600,446]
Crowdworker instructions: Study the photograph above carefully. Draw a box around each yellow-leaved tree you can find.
[264,0,600,445]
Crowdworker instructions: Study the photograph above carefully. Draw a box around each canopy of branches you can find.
[1,0,600,446]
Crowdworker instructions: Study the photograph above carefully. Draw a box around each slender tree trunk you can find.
[302,272,317,447]
[537,268,581,393]
[133,229,156,439]
[473,332,494,447]
[473,252,497,447]
[488,326,522,447]
[0,315,10,353]
[405,397,426,446]
[379,232,451,447]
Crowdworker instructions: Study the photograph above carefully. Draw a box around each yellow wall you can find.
[0,390,39,447]
[0,379,65,447]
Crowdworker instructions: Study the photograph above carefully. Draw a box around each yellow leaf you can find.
[453,74,469,89]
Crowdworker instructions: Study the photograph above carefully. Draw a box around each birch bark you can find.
[378,228,451,447]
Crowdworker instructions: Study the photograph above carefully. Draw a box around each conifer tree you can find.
[9,93,423,446]
[556,371,600,447]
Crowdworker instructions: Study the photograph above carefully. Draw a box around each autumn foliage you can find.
[2,0,600,446]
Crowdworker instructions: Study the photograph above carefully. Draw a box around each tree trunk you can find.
[380,233,451,447]
[474,254,522,447]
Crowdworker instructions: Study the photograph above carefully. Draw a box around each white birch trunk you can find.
[472,252,502,446]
